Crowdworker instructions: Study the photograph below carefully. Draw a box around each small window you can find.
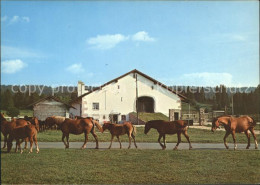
[92,103,99,110]
[118,85,120,89]
[121,97,123,102]
[121,115,126,121]
[103,115,106,119]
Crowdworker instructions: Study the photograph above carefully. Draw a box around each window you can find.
[118,85,120,89]
[92,103,99,110]
[121,115,126,121]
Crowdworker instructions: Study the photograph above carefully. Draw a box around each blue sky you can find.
[1,1,259,87]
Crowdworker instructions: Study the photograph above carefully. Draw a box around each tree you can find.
[6,106,20,117]
[2,89,14,110]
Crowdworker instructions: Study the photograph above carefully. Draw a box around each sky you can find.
[1,1,259,87]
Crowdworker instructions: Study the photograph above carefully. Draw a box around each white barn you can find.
[69,69,187,123]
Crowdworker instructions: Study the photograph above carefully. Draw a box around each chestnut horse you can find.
[7,120,39,153]
[1,113,29,149]
[212,115,258,150]
[45,116,66,130]
[102,122,137,149]
[144,120,192,150]
[60,118,103,149]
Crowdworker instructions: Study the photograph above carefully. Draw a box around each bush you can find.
[6,107,20,118]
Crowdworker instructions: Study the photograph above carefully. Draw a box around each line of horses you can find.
[1,113,258,153]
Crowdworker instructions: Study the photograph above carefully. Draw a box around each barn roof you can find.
[71,69,189,104]
[27,96,76,109]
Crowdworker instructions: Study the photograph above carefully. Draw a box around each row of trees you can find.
[1,85,259,116]
[182,85,260,114]
[1,89,77,116]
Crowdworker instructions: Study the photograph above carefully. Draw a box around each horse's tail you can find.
[249,116,257,127]
[132,125,137,135]
[93,120,103,133]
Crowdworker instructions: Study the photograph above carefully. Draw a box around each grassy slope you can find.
[0,109,33,117]
[1,149,259,184]
[131,112,169,122]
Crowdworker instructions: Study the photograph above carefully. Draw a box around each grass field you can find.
[0,127,254,144]
[1,149,259,184]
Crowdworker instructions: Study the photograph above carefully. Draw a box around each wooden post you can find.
[136,73,139,125]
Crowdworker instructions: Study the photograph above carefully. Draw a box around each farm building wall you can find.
[33,100,69,121]
[77,72,181,123]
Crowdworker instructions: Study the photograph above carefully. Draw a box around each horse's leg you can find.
[223,131,231,149]
[81,132,88,149]
[117,136,122,149]
[33,135,39,153]
[128,133,132,149]
[162,134,166,149]
[174,132,181,150]
[249,128,258,149]
[3,134,7,149]
[158,134,165,149]
[23,138,28,150]
[19,139,23,154]
[183,130,192,150]
[108,135,114,149]
[131,133,138,148]
[66,134,69,148]
[91,131,99,149]
[15,139,19,153]
[29,137,33,153]
[231,131,237,150]
[62,133,67,148]
[245,130,250,149]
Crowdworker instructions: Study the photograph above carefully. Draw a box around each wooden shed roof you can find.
[72,69,189,103]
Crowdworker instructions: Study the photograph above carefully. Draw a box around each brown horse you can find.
[7,121,39,153]
[102,122,137,149]
[60,118,103,149]
[45,116,66,130]
[144,120,192,150]
[1,113,29,149]
[212,115,258,150]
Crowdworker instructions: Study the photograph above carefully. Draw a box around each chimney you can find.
[77,81,85,97]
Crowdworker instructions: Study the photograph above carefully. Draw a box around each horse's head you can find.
[144,122,151,134]
[211,118,220,132]
[102,122,112,132]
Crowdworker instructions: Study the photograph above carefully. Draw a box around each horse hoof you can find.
[189,147,192,150]
[255,147,258,149]
[95,147,99,149]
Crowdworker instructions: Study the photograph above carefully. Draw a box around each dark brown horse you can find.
[144,120,192,150]
[1,113,29,149]
[212,115,258,150]
[45,116,66,130]
[102,122,137,149]
[60,118,103,149]
[7,121,39,153]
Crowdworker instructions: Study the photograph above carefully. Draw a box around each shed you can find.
[28,96,75,121]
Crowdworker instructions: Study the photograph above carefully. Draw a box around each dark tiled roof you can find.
[27,96,76,109]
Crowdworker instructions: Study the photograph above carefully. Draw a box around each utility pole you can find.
[136,73,139,125]
[232,93,234,115]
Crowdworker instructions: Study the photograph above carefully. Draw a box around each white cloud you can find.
[66,63,85,74]
[1,45,43,59]
[87,34,129,50]
[9,15,30,24]
[1,16,8,22]
[132,31,155,42]
[2,59,27,74]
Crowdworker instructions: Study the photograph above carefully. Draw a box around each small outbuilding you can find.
[28,96,75,121]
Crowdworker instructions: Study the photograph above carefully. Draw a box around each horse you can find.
[102,122,137,149]
[7,120,39,153]
[60,118,103,149]
[211,115,258,150]
[45,116,66,130]
[1,113,29,149]
[144,120,192,150]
